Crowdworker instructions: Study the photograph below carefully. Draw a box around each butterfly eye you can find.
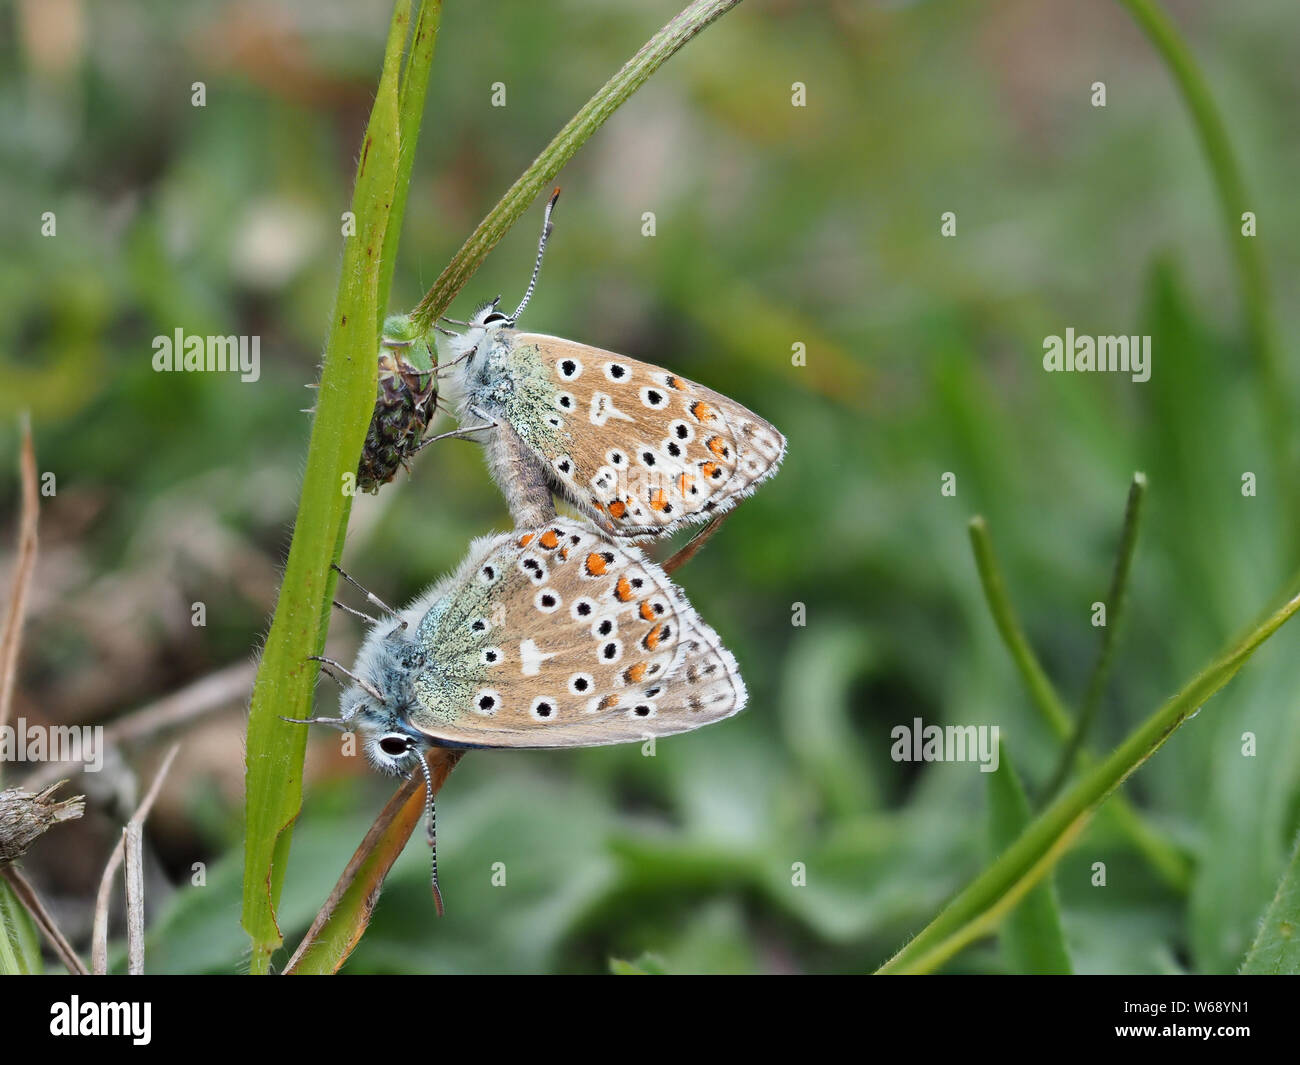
[379,735,410,757]
[482,312,510,325]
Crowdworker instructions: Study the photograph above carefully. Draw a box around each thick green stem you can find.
[240,1,413,974]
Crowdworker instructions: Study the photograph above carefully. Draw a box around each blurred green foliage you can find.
[3,0,1300,973]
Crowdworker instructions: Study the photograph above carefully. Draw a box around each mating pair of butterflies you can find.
[331,189,784,754]
[301,193,784,909]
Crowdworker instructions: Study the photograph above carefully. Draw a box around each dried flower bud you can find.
[0,781,85,864]
[356,314,438,493]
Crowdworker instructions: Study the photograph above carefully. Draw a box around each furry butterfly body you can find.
[333,517,746,770]
[443,320,786,538]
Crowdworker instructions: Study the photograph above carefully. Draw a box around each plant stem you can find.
[0,865,87,975]
[241,0,410,974]
[968,516,1072,739]
[1040,473,1146,803]
[877,587,1300,974]
[1114,0,1290,529]
[969,512,1191,892]
[411,0,745,331]
[378,0,443,322]
[284,749,462,975]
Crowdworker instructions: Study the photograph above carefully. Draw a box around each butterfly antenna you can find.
[508,187,560,325]
[416,752,445,916]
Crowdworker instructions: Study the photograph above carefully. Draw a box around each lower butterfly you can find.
[289,517,747,910]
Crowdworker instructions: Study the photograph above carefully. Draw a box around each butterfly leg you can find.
[331,563,406,628]
[410,416,498,455]
[663,510,733,575]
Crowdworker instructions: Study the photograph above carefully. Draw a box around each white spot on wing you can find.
[591,392,634,427]
[519,638,557,677]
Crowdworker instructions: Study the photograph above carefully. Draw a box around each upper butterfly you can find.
[439,191,786,539]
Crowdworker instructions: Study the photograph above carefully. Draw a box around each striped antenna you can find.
[507,187,561,325]
[416,752,445,916]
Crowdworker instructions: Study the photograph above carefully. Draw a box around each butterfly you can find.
[291,517,747,910]
[439,191,787,539]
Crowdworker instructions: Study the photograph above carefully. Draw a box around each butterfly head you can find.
[362,720,428,775]
[321,625,435,776]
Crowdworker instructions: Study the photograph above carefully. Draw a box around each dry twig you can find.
[91,743,180,975]
[0,418,39,769]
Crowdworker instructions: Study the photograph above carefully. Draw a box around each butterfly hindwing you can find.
[488,333,786,539]
[400,519,746,748]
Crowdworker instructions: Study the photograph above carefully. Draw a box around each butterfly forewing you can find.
[503,334,786,538]
[403,519,746,748]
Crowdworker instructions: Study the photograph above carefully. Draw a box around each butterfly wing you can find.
[402,519,746,748]
[497,333,786,538]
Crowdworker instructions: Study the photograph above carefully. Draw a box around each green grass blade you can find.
[410,0,745,330]
[987,741,1071,974]
[241,0,409,974]
[1240,829,1300,974]
[970,511,1192,892]
[968,516,1072,739]
[1041,472,1147,803]
[1114,0,1288,523]
[878,588,1300,974]
[378,0,443,321]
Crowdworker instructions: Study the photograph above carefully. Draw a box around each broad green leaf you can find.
[1240,829,1300,974]
[0,877,42,975]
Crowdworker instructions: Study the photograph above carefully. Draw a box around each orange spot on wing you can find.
[639,601,656,621]
[667,375,684,390]
[598,693,619,711]
[690,400,714,423]
[558,547,569,561]
[701,461,720,479]
[648,488,668,511]
[707,436,728,457]
[644,623,663,651]
[623,662,647,684]
[616,576,634,602]
[539,529,560,549]
[608,500,627,519]
[677,473,693,495]
[585,552,608,576]
[517,533,535,547]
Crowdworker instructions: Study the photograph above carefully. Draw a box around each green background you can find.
[2,0,1299,973]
